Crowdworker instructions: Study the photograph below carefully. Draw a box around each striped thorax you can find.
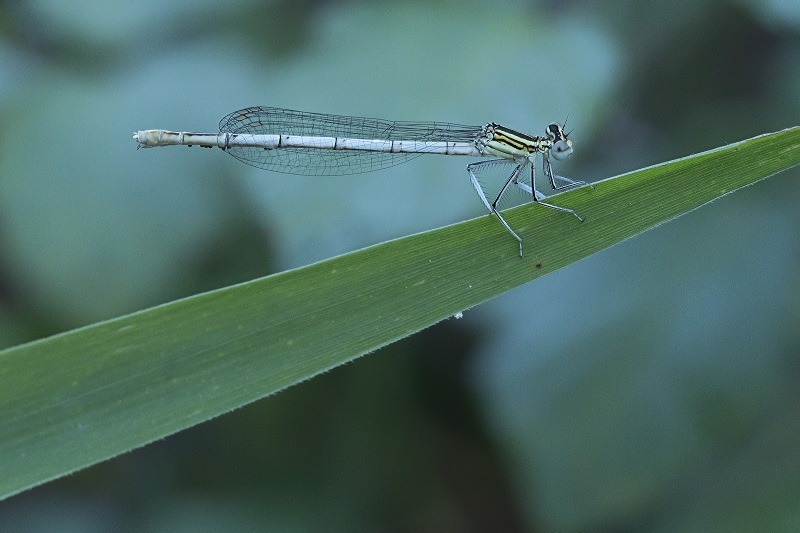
[477,122,573,162]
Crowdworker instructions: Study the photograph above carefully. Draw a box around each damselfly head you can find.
[551,139,573,160]
[547,123,573,160]
[546,122,568,141]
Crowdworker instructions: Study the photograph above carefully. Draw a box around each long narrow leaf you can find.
[1,127,798,499]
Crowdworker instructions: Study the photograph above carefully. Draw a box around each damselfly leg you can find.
[467,158,525,255]
[467,152,585,256]
[542,156,594,192]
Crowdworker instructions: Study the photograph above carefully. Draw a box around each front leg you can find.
[532,156,585,221]
[543,155,594,191]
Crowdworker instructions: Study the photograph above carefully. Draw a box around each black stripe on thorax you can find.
[491,124,543,152]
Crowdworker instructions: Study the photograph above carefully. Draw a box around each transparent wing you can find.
[219,106,484,176]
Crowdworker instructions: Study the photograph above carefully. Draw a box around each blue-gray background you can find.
[1,1,799,531]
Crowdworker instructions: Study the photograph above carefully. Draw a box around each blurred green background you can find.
[1,0,799,531]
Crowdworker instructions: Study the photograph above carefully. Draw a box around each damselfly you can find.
[134,106,592,256]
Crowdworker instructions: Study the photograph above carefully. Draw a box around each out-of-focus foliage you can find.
[0,0,797,531]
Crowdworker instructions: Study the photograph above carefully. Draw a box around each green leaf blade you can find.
[1,127,798,499]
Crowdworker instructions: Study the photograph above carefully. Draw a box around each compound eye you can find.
[551,139,573,160]
[547,123,563,140]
